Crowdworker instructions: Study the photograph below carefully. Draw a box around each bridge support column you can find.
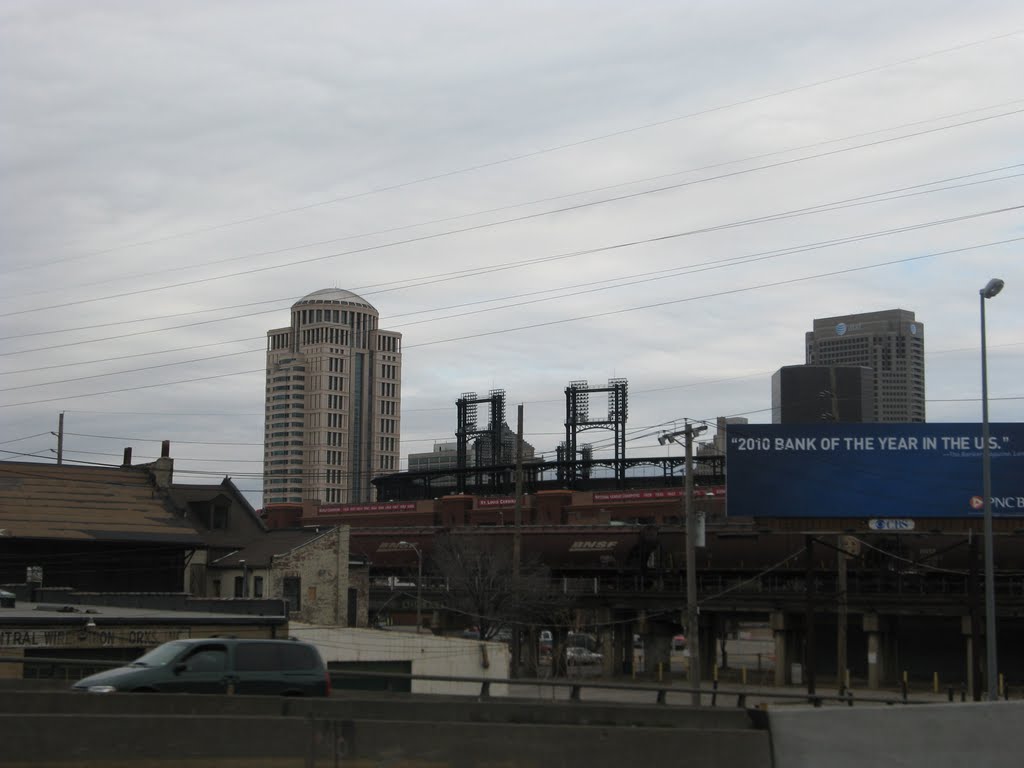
[770,612,794,686]
[640,623,673,682]
[864,613,891,690]
[626,620,638,676]
[521,625,538,678]
[598,609,616,678]
[699,621,716,681]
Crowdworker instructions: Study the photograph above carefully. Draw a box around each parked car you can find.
[565,646,603,666]
[539,630,553,657]
[672,634,687,651]
[566,631,598,652]
[72,638,330,696]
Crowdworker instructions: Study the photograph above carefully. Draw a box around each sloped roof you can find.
[169,477,266,549]
[211,527,334,568]
[0,461,202,545]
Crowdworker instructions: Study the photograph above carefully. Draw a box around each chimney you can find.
[149,441,174,490]
[122,447,133,467]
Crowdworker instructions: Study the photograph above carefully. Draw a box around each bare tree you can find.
[430,532,573,646]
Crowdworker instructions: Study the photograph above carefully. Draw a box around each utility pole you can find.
[56,412,64,465]
[512,404,524,677]
[660,421,707,706]
[837,535,849,695]
[805,535,817,696]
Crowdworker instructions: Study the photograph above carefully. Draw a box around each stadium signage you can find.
[319,502,417,515]
[477,498,517,507]
[592,487,724,503]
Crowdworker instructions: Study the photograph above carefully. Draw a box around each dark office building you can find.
[805,309,925,423]
[771,365,874,424]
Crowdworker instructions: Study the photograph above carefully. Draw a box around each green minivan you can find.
[72,638,331,696]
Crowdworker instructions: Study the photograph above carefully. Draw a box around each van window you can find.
[280,643,318,670]
[184,646,227,673]
[133,641,190,667]
[234,643,280,671]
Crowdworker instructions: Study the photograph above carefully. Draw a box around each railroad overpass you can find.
[265,473,1024,695]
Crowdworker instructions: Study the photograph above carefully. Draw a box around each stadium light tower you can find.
[980,277,1004,700]
[660,421,707,705]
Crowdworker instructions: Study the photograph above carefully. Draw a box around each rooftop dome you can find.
[293,288,376,312]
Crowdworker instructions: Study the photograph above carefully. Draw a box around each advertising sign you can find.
[318,502,417,516]
[591,487,726,503]
[477,498,517,508]
[726,423,1023,518]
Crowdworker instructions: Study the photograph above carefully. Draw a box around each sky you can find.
[1,1,1022,509]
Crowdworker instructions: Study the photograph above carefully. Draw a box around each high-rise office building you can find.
[264,289,402,505]
[407,442,460,473]
[805,309,924,423]
[771,365,874,423]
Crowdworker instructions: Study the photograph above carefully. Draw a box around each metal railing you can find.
[324,667,940,708]
[0,654,983,709]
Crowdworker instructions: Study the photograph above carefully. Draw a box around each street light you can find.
[659,421,707,705]
[398,541,423,634]
[980,277,1004,700]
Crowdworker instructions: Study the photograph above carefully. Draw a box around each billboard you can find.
[725,423,1024,518]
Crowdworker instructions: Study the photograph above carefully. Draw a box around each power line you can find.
[0,368,266,409]
[2,231,1020,410]
[4,105,1021,320]
[4,161,1020,362]
[391,203,1024,330]
[0,336,268,376]
[0,432,51,446]
[0,347,264,393]
[403,235,1024,351]
[7,97,1022,302]
[9,27,1018,274]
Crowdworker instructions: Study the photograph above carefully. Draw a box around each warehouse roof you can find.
[0,461,202,545]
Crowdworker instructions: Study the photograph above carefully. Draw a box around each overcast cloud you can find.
[1,1,1022,507]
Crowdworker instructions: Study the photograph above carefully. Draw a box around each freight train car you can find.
[350,524,683,576]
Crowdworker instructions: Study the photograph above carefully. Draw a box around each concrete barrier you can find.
[767,701,1024,768]
[0,689,757,730]
[0,714,327,768]
[0,713,771,768]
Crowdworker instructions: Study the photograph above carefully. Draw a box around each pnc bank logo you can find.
[970,496,1024,510]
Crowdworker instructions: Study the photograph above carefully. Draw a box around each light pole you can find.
[660,421,707,705]
[980,277,1004,700]
[398,541,423,633]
